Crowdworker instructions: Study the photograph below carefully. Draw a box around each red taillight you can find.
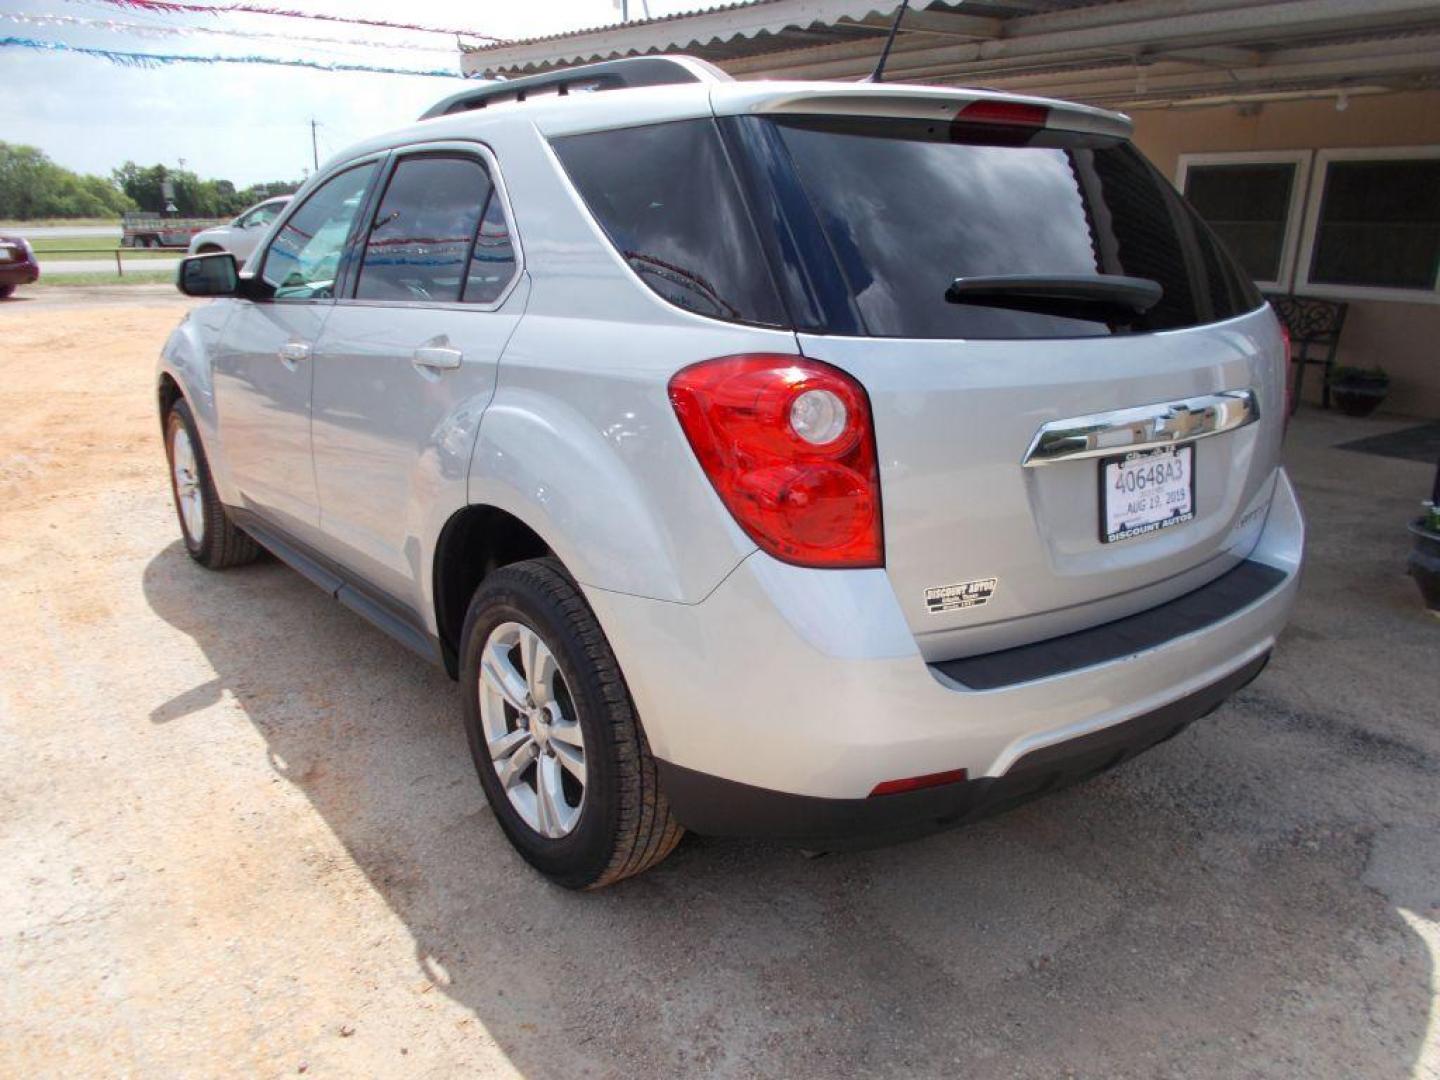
[668,354,883,569]
[869,768,968,797]
[956,100,1049,128]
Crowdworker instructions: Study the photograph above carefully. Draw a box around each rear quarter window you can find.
[764,115,1262,339]
[552,120,787,327]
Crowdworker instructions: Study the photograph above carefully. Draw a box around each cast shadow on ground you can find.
[143,541,1435,1079]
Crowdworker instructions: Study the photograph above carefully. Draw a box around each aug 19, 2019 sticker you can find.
[925,577,998,614]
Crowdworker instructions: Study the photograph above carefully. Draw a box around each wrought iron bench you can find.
[1265,293,1349,413]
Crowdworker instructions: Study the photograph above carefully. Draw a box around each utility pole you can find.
[310,119,320,172]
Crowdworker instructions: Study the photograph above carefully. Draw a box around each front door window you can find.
[261,164,378,300]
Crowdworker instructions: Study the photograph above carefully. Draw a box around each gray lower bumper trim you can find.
[932,559,1287,691]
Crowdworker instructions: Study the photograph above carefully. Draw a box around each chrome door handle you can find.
[277,341,310,369]
[413,346,463,372]
[1021,389,1259,467]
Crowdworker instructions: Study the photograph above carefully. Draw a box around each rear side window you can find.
[552,120,787,327]
[766,116,1262,339]
[466,185,517,304]
[356,154,515,305]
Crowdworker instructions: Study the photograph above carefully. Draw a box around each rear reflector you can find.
[956,100,1049,128]
[868,768,968,797]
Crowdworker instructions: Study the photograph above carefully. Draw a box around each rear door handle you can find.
[413,345,463,372]
[277,341,310,370]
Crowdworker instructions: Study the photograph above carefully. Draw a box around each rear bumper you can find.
[657,650,1268,848]
[584,467,1303,823]
[0,262,39,286]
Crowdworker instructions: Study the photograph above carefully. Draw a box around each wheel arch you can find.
[157,302,237,504]
[432,504,553,676]
[158,371,183,430]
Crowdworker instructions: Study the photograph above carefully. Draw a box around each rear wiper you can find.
[944,274,1163,323]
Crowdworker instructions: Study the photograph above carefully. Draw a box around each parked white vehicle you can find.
[159,57,1302,889]
[186,196,292,264]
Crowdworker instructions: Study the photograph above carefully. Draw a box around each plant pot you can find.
[1330,379,1389,417]
[1408,521,1440,615]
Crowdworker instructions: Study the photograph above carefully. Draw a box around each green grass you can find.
[30,237,176,261]
[30,269,175,288]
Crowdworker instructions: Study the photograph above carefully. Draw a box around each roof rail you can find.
[420,55,731,120]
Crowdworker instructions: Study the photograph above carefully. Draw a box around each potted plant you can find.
[1409,460,1440,617]
[1328,365,1390,417]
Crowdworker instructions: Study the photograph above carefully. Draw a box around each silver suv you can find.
[160,57,1303,889]
[186,195,292,264]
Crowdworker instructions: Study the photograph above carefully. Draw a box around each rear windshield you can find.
[767,115,1261,338]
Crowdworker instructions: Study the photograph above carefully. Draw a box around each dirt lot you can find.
[2,292,1438,1079]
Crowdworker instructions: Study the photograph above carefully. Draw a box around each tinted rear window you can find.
[552,120,787,327]
[768,116,1262,338]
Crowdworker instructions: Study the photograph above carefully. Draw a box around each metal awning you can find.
[461,0,1440,111]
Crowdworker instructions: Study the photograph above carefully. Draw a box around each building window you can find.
[1176,151,1311,292]
[1296,147,1440,300]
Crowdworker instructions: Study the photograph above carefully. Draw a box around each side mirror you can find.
[177,252,239,297]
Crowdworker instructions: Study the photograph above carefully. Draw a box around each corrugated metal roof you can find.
[460,1,1071,78]
[458,0,1440,111]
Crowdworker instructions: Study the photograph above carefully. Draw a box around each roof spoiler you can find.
[420,55,731,120]
[716,83,1133,140]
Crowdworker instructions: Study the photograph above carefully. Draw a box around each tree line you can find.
[0,142,301,221]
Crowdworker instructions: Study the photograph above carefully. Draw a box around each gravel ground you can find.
[0,283,190,311]
[1,296,1437,1079]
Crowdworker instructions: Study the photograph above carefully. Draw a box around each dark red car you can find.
[0,235,40,297]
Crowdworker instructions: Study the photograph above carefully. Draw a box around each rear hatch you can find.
[724,103,1286,658]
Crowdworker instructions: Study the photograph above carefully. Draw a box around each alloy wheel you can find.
[478,620,587,838]
[170,424,205,545]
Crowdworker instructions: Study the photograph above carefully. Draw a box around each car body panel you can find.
[472,308,784,605]
[310,275,531,617]
[211,300,330,540]
[798,305,1287,659]
[586,468,1301,797]
[159,302,239,499]
[0,235,40,289]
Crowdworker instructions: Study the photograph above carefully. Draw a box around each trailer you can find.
[121,213,226,249]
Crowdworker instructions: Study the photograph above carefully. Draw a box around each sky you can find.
[1,0,697,187]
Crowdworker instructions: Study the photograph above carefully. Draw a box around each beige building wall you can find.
[1130,91,1440,418]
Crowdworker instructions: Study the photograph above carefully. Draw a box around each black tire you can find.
[0,284,14,299]
[460,557,683,889]
[164,398,261,570]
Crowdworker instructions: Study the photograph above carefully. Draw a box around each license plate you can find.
[0,247,14,263]
[1100,445,1195,543]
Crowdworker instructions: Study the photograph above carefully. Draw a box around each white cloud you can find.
[1,0,692,187]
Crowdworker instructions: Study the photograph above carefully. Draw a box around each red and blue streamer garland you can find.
[1,34,464,77]
[76,0,505,40]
